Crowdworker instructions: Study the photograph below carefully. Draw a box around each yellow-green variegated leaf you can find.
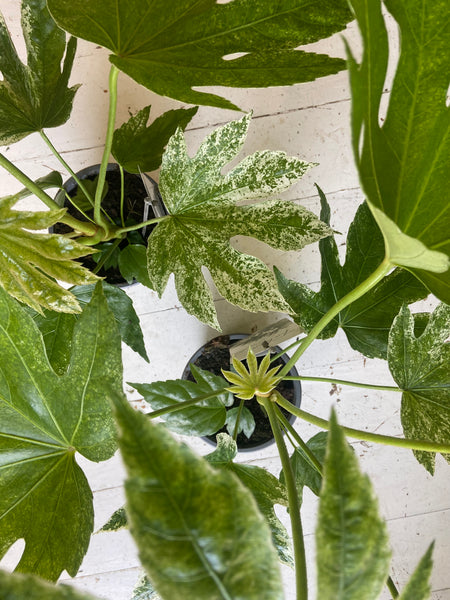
[147,114,331,328]
[0,196,98,313]
[388,303,450,474]
[316,412,391,599]
[112,395,284,600]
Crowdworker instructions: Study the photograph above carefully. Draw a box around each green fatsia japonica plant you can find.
[0,0,353,317]
[0,0,449,600]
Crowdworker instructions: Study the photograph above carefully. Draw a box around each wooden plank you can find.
[229,318,304,360]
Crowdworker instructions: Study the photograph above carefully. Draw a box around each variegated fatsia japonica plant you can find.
[0,0,449,599]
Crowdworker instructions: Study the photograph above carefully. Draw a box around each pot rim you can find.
[53,163,160,288]
[182,333,302,453]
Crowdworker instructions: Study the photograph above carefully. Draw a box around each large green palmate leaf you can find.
[31,281,148,374]
[0,195,99,313]
[47,0,352,110]
[112,106,198,174]
[0,0,78,145]
[316,411,391,599]
[276,190,427,359]
[112,394,284,600]
[205,433,293,566]
[130,365,233,437]
[346,0,450,301]
[398,544,434,600]
[0,284,122,581]
[388,303,450,474]
[147,113,331,328]
[0,570,100,600]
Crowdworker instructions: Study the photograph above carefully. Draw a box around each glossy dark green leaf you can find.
[398,543,434,600]
[388,304,450,474]
[113,396,284,600]
[15,171,63,200]
[0,570,100,600]
[225,405,255,439]
[118,244,152,287]
[70,177,107,213]
[205,433,292,566]
[74,282,148,361]
[91,241,120,270]
[47,0,351,110]
[317,411,391,599]
[280,431,327,505]
[0,195,99,313]
[0,0,78,145]
[0,284,122,581]
[112,106,198,173]
[346,0,450,301]
[32,281,148,373]
[276,191,427,359]
[130,366,232,436]
[147,114,330,328]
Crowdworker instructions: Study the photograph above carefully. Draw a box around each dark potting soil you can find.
[53,169,155,285]
[185,335,299,450]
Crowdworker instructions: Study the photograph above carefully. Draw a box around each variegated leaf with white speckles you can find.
[132,574,161,600]
[388,303,450,473]
[147,114,330,328]
[113,396,284,600]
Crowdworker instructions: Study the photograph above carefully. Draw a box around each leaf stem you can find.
[40,130,95,207]
[94,64,119,226]
[232,399,245,440]
[279,259,391,376]
[92,237,122,275]
[275,395,450,454]
[115,216,167,235]
[64,190,95,224]
[147,388,230,420]
[119,164,125,228]
[0,152,97,235]
[261,394,308,600]
[276,408,323,475]
[284,375,401,393]
[40,130,114,225]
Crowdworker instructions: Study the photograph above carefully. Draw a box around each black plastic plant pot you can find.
[53,163,163,286]
[182,334,302,452]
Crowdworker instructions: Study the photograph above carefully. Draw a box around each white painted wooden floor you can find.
[0,3,449,598]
